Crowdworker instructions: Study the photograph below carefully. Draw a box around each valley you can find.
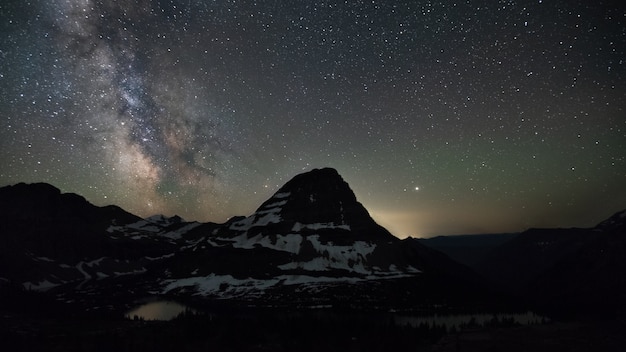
[1,168,624,350]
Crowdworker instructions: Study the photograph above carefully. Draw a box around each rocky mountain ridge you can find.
[0,168,491,313]
[419,209,626,318]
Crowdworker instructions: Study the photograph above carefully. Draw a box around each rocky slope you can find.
[475,209,626,317]
[0,169,499,313]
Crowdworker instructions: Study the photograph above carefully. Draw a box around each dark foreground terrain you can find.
[1,307,436,352]
[1,286,623,352]
[3,306,626,352]
[2,172,625,351]
[432,320,626,352]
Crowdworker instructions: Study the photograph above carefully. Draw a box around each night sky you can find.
[1,1,624,238]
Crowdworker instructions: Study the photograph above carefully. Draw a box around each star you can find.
[0,0,624,238]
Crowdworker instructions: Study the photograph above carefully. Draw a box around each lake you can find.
[126,300,548,331]
[394,311,547,330]
[125,300,195,321]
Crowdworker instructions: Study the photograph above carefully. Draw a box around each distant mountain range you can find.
[0,168,497,315]
[420,209,626,318]
[1,168,624,318]
[418,233,518,269]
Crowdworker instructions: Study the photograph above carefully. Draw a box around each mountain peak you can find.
[255,168,357,224]
[271,167,355,204]
[0,182,140,226]
[235,168,395,241]
[594,209,626,233]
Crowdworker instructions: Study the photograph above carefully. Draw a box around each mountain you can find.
[418,233,518,269]
[168,168,414,283]
[0,169,499,314]
[0,182,195,296]
[157,168,493,307]
[474,209,626,318]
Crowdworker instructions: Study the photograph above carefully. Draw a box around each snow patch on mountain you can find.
[272,192,291,199]
[228,192,292,232]
[107,219,160,234]
[146,253,175,261]
[160,269,423,299]
[278,257,369,274]
[35,256,55,262]
[273,234,303,254]
[162,273,373,298]
[160,222,201,239]
[291,222,351,232]
[162,274,280,298]
[282,275,363,285]
[106,215,189,236]
[127,220,162,233]
[217,233,303,254]
[309,235,376,260]
[229,206,283,231]
[112,267,147,276]
[260,199,288,209]
[23,280,62,291]
[278,235,376,274]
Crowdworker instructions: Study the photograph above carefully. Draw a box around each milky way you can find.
[1,1,625,237]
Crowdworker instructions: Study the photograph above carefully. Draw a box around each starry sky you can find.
[1,0,624,238]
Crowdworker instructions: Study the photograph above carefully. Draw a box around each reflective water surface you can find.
[126,300,547,329]
[395,311,547,330]
[125,300,194,321]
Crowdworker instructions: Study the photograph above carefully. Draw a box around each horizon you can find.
[1,176,622,239]
[1,1,624,238]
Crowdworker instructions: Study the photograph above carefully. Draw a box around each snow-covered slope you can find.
[160,168,425,299]
[0,169,487,309]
